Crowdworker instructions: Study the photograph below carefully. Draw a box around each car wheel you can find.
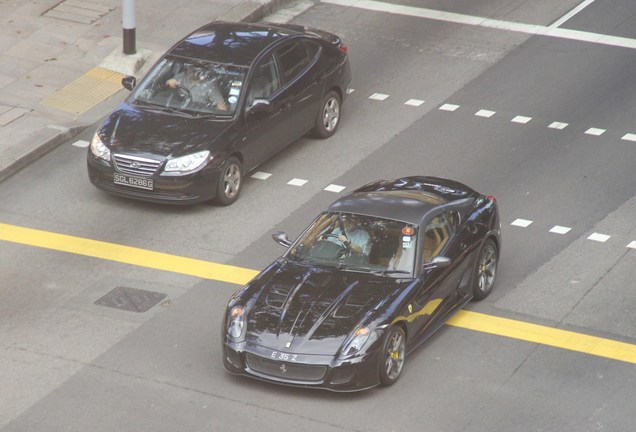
[214,156,242,206]
[313,90,341,138]
[472,238,498,300]
[379,325,406,387]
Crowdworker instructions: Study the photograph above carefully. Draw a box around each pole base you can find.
[123,28,136,55]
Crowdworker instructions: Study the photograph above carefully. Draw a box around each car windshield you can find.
[130,56,247,116]
[287,212,418,276]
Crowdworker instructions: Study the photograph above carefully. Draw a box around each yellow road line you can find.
[2,222,636,365]
[448,311,636,365]
[0,223,258,285]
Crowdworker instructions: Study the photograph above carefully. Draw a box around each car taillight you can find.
[487,195,497,203]
[338,42,348,55]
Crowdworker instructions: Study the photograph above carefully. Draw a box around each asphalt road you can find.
[2,0,636,430]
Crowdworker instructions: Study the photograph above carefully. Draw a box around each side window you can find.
[275,41,310,83]
[303,40,321,61]
[422,212,455,262]
[246,54,280,105]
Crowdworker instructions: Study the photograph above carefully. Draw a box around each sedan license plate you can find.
[114,173,154,190]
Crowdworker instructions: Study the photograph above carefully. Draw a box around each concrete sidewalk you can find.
[0,0,293,183]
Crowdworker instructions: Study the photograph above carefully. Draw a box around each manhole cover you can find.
[95,286,167,313]
[43,0,114,24]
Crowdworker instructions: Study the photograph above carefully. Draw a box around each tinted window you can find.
[246,54,280,105]
[287,212,418,275]
[275,41,310,82]
[422,212,455,262]
[304,40,320,60]
[131,57,246,116]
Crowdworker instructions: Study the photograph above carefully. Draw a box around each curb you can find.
[0,124,86,183]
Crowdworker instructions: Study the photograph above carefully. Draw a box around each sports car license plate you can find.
[114,173,154,190]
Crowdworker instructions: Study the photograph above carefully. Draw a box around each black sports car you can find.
[87,21,351,205]
[222,176,501,391]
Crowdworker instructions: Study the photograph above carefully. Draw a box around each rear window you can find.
[276,41,311,82]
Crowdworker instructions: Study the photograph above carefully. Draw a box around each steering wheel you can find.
[171,83,192,108]
[320,234,351,258]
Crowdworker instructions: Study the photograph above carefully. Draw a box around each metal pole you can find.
[122,0,136,55]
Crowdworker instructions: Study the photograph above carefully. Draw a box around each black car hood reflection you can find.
[246,260,413,355]
[101,103,233,158]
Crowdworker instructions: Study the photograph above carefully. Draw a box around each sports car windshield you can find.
[130,56,247,115]
[288,212,418,275]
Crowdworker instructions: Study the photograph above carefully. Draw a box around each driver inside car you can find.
[324,216,371,256]
[165,65,228,111]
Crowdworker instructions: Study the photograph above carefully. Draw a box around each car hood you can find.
[99,103,233,158]
[245,260,412,355]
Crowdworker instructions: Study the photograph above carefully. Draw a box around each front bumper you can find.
[222,341,381,392]
[87,153,220,204]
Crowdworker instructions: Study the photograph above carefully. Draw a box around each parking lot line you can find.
[2,221,636,366]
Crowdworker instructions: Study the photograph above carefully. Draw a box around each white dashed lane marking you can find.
[475,109,496,118]
[348,89,634,140]
[511,116,532,124]
[549,225,571,235]
[72,140,89,148]
[511,222,636,248]
[287,178,308,187]
[369,93,389,101]
[621,133,636,142]
[324,184,346,193]
[548,122,569,130]
[585,128,606,136]
[587,233,611,242]
[439,103,459,111]
[251,171,272,180]
[405,99,425,107]
[511,218,533,227]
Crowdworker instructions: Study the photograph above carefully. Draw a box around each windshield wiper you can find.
[375,269,411,276]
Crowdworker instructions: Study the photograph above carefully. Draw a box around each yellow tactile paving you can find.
[40,67,125,115]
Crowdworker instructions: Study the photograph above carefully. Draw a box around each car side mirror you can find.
[121,76,137,91]
[272,231,292,248]
[248,98,271,115]
[422,256,451,271]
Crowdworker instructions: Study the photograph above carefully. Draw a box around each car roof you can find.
[326,176,477,225]
[167,21,306,67]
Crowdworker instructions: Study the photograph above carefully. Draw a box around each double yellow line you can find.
[2,222,636,365]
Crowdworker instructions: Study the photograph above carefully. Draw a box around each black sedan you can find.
[87,21,351,205]
[222,176,501,391]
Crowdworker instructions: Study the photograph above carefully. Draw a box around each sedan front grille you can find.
[245,354,327,382]
[113,154,161,176]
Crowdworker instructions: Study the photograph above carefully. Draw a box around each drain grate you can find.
[95,286,167,313]
[43,0,114,24]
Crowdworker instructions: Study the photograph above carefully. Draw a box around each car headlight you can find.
[341,327,377,357]
[227,306,245,340]
[164,150,210,173]
[90,133,111,161]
